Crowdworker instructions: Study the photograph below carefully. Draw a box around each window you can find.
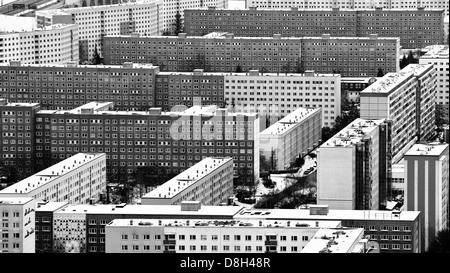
[256,235,262,241]
[245,246,251,251]
[144,235,150,240]
[280,246,287,252]
[392,244,400,250]
[190,245,196,251]
[122,245,128,251]
[380,244,389,250]
[144,245,150,251]
[392,226,400,232]
[381,226,389,231]
[212,245,218,251]
[155,235,161,240]
[403,226,411,232]
[245,235,251,241]
[234,235,241,241]
[224,235,230,240]
[403,244,412,250]
[201,235,207,240]
[291,246,298,252]
[291,236,297,241]
[223,245,230,251]
[133,234,139,240]
[121,235,128,240]
[179,235,185,240]
[190,235,196,240]
[256,246,263,251]
[392,235,400,241]
[201,245,207,251]
[234,245,241,251]
[302,236,309,241]
[155,245,161,251]
[403,235,411,241]
[179,245,185,251]
[211,235,218,241]
[133,245,139,251]
[369,225,377,231]
[280,236,286,241]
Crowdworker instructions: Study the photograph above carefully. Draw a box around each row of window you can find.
[120,234,308,242]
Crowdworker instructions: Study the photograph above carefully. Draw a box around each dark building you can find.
[35,201,69,253]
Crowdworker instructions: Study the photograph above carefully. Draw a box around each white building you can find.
[245,0,449,16]
[360,64,437,163]
[300,227,366,253]
[317,119,392,210]
[0,153,107,204]
[105,218,341,253]
[404,143,449,251]
[391,158,405,198]
[0,197,35,253]
[419,45,449,123]
[259,107,321,170]
[36,0,163,63]
[225,70,341,128]
[141,157,234,205]
[0,23,79,65]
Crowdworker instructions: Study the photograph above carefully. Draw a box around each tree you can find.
[295,58,305,73]
[90,45,102,65]
[235,64,243,73]
[377,68,384,77]
[321,126,335,144]
[400,54,408,69]
[173,10,184,36]
[426,228,449,253]
[435,106,447,127]
[259,67,268,74]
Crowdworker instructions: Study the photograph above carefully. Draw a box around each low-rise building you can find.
[0,197,35,253]
[34,201,68,253]
[259,107,321,170]
[141,157,234,205]
[105,218,341,253]
[0,153,107,204]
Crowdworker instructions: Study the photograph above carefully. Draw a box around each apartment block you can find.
[32,102,260,185]
[103,33,400,77]
[141,157,234,205]
[360,64,437,163]
[404,143,449,252]
[0,100,40,175]
[184,6,444,49]
[300,227,365,253]
[36,0,163,63]
[34,201,68,253]
[104,218,341,253]
[51,202,244,253]
[0,23,79,65]
[259,107,321,170]
[0,61,160,111]
[245,0,449,16]
[419,45,449,123]
[0,153,107,204]
[235,205,422,253]
[317,119,392,210]
[0,197,35,253]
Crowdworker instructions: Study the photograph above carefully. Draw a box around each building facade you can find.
[0,197,35,253]
[36,0,163,63]
[419,45,449,123]
[404,143,449,252]
[104,218,342,253]
[141,157,234,205]
[0,61,160,111]
[341,77,379,103]
[0,24,79,65]
[317,119,392,210]
[245,0,449,16]
[102,33,400,77]
[259,107,321,170]
[184,6,444,49]
[34,201,68,253]
[360,64,437,163]
[0,153,107,204]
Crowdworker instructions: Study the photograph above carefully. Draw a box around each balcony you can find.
[163,240,176,245]
[265,241,277,246]
[163,250,176,253]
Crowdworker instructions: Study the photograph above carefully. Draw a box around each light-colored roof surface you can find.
[0,153,105,195]
[0,62,158,69]
[420,45,449,59]
[361,64,432,94]
[0,102,40,107]
[301,228,364,253]
[321,118,385,148]
[341,77,380,83]
[0,197,34,205]
[142,157,233,199]
[41,0,158,14]
[35,201,69,212]
[107,218,341,228]
[54,204,245,216]
[235,208,420,222]
[405,143,449,157]
[157,71,339,77]
[190,7,444,12]
[260,107,320,136]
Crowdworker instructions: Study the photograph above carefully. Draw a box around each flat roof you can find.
[341,77,379,83]
[301,228,364,253]
[189,7,444,12]
[260,107,320,136]
[54,204,245,217]
[157,71,339,78]
[0,153,105,195]
[43,0,159,14]
[405,143,449,157]
[0,62,159,70]
[0,102,40,107]
[235,208,420,222]
[321,118,385,148]
[35,201,69,212]
[420,45,449,59]
[0,197,34,205]
[143,157,233,199]
[107,218,341,229]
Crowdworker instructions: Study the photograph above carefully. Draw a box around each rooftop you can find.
[0,102,40,107]
[142,157,233,199]
[235,207,420,222]
[0,153,105,195]
[321,118,386,148]
[41,0,159,14]
[35,201,69,212]
[260,107,320,136]
[0,23,77,34]
[190,7,444,12]
[420,45,449,59]
[157,70,339,78]
[106,218,341,229]
[361,64,432,94]
[0,197,34,205]
[0,61,159,70]
[341,77,379,83]
[405,143,449,157]
[54,203,244,217]
[301,228,365,253]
